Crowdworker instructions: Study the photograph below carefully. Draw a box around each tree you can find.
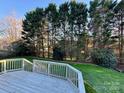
[53,46,64,60]
[114,0,124,63]
[74,2,87,61]
[45,3,59,58]
[89,0,99,48]
[59,2,70,60]
[89,0,117,48]
[22,8,46,57]
[0,13,22,51]
[68,1,77,60]
[99,0,117,47]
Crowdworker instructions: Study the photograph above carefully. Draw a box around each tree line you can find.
[22,0,124,62]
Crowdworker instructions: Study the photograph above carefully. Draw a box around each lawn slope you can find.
[72,64,124,93]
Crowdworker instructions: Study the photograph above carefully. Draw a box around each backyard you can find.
[14,56,124,93]
[0,0,124,93]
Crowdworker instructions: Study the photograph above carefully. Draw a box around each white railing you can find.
[33,60,86,93]
[0,58,33,73]
[23,58,33,72]
[0,58,85,93]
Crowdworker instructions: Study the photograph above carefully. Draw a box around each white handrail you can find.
[33,60,86,93]
[23,58,33,65]
[0,58,33,73]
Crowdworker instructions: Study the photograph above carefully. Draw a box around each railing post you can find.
[33,61,35,72]
[48,63,50,75]
[78,72,86,93]
[4,60,6,73]
[66,65,68,79]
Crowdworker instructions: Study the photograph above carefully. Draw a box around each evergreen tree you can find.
[59,2,69,59]
[22,8,46,57]
[45,3,60,58]
[74,2,87,61]
[114,0,124,63]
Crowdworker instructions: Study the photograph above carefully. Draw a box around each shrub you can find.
[91,48,117,69]
[53,47,64,60]
[11,40,33,56]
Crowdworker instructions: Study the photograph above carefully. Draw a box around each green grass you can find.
[84,81,97,93]
[71,64,124,93]
[7,56,124,93]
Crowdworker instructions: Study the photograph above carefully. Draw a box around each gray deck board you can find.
[0,71,76,93]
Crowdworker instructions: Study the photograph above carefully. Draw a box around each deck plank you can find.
[0,71,76,93]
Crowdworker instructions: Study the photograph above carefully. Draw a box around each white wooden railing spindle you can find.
[4,60,6,73]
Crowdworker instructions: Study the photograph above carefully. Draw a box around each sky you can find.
[0,0,121,19]
[0,0,91,19]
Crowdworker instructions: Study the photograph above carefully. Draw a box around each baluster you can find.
[56,65,58,76]
[11,61,12,70]
[66,66,68,78]
[1,62,3,72]
[50,64,52,75]
[9,61,11,70]
[53,64,54,75]
[13,61,15,69]
[33,62,36,72]
[4,60,6,73]
[60,65,62,76]
[22,60,25,70]
[52,64,54,75]
[59,65,60,76]
[12,61,13,70]
[55,64,57,76]
[48,63,50,75]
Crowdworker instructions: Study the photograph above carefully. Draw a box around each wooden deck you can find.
[0,71,76,93]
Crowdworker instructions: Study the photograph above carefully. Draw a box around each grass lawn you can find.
[72,64,124,93]
[8,56,124,93]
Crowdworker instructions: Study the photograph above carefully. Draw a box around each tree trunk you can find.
[119,14,123,63]
[76,25,81,61]
[51,26,54,58]
[70,24,73,61]
[47,31,50,58]
[41,35,45,58]
[63,23,66,60]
